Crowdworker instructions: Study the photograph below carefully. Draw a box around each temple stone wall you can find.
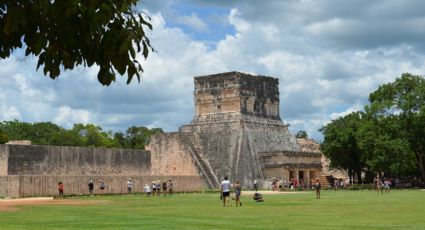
[148,133,198,176]
[4,144,151,176]
[194,72,280,119]
[0,145,8,176]
[0,175,203,198]
[261,152,322,165]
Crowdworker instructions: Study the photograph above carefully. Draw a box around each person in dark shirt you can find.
[88,179,94,195]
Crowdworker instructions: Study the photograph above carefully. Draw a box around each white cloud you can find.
[1,106,21,121]
[228,9,251,32]
[2,1,425,142]
[177,13,208,32]
[53,106,92,128]
[329,104,363,120]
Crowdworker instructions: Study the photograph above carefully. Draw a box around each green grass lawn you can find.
[1,190,424,230]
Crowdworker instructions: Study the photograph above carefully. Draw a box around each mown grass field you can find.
[0,190,424,230]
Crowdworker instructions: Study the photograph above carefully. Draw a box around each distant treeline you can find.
[0,120,163,149]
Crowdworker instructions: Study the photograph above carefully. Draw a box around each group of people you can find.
[333,177,350,190]
[374,175,391,194]
[221,176,322,205]
[143,180,174,197]
[220,176,242,207]
[88,179,106,195]
[57,179,106,198]
[57,179,173,197]
[269,178,315,191]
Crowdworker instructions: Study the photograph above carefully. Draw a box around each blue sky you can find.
[2,0,425,141]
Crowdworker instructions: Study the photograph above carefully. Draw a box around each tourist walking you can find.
[152,181,157,194]
[374,175,383,195]
[88,179,94,195]
[234,180,242,207]
[384,178,391,194]
[314,178,321,199]
[156,181,161,196]
[127,179,134,193]
[162,181,167,196]
[99,179,106,193]
[57,181,64,198]
[221,176,231,207]
[144,184,151,197]
[253,179,258,191]
[167,180,173,196]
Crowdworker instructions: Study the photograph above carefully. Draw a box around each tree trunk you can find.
[418,155,425,185]
[356,168,362,184]
[348,168,353,184]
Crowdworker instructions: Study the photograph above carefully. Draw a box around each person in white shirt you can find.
[127,179,133,193]
[144,184,151,197]
[221,176,231,207]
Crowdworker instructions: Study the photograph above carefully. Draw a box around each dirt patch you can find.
[0,197,111,212]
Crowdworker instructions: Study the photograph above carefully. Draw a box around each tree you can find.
[0,120,33,140]
[71,123,116,147]
[295,130,308,139]
[356,113,416,181]
[0,131,8,144]
[124,126,163,149]
[30,122,63,145]
[0,1,153,85]
[320,112,365,184]
[0,119,163,149]
[367,73,425,182]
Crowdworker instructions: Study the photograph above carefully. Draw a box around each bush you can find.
[346,184,374,190]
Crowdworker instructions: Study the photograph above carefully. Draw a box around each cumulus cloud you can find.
[53,106,92,128]
[176,13,208,31]
[2,0,425,141]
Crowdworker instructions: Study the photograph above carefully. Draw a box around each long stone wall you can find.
[148,133,199,176]
[0,145,8,176]
[0,175,203,198]
[3,144,151,176]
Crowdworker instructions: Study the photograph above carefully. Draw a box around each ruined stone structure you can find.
[0,71,326,197]
[149,72,322,189]
[0,144,202,197]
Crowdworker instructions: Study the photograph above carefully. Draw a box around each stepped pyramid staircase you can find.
[319,175,334,189]
[179,133,220,189]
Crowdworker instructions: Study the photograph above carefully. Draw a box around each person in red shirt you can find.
[57,182,64,198]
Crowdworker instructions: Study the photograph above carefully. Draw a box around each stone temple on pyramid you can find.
[1,71,330,197]
[148,71,323,188]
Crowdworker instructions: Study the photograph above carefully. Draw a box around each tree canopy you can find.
[0,120,163,149]
[320,112,365,183]
[367,73,425,182]
[295,130,308,139]
[0,0,153,85]
[320,73,425,184]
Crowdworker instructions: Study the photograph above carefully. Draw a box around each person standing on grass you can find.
[168,180,173,196]
[144,184,151,197]
[253,179,258,191]
[374,175,383,195]
[384,178,391,194]
[156,181,161,196]
[99,179,106,193]
[234,180,242,207]
[221,176,231,207]
[57,181,64,198]
[314,178,321,199]
[152,181,157,195]
[127,179,133,193]
[162,181,167,196]
[88,179,94,195]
